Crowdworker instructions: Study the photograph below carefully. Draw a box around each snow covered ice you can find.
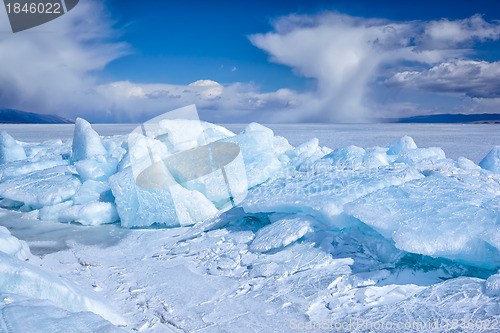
[0,116,498,332]
[249,215,314,253]
[0,225,30,260]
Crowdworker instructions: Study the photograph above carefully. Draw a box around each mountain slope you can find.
[0,109,74,124]
[395,113,500,124]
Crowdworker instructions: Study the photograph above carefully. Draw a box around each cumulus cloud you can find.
[421,14,500,49]
[386,60,500,98]
[0,0,128,120]
[92,80,311,123]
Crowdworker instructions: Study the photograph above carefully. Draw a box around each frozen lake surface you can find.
[0,120,498,332]
[0,123,498,163]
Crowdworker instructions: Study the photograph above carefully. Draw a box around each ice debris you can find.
[319,276,498,333]
[485,272,500,297]
[386,135,417,155]
[0,130,26,164]
[223,122,282,188]
[71,118,107,162]
[479,146,500,174]
[0,166,81,209]
[0,225,30,260]
[249,215,314,252]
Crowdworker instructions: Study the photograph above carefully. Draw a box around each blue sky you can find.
[0,0,500,122]
[102,0,500,91]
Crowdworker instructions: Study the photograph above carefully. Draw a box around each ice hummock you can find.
[110,121,277,228]
[71,118,108,162]
[0,225,30,260]
[222,122,282,188]
[386,135,417,155]
[479,146,500,174]
[0,130,26,164]
[109,166,179,228]
[0,166,81,209]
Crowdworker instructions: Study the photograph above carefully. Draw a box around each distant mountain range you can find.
[0,108,499,125]
[0,109,74,124]
[392,113,500,124]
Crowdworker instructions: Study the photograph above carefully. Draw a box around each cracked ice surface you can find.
[345,172,500,268]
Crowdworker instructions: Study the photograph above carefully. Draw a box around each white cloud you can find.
[0,0,128,120]
[91,80,312,123]
[386,60,500,98]
[421,14,500,49]
[188,80,223,99]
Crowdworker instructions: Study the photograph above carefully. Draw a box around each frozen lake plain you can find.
[0,121,498,332]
